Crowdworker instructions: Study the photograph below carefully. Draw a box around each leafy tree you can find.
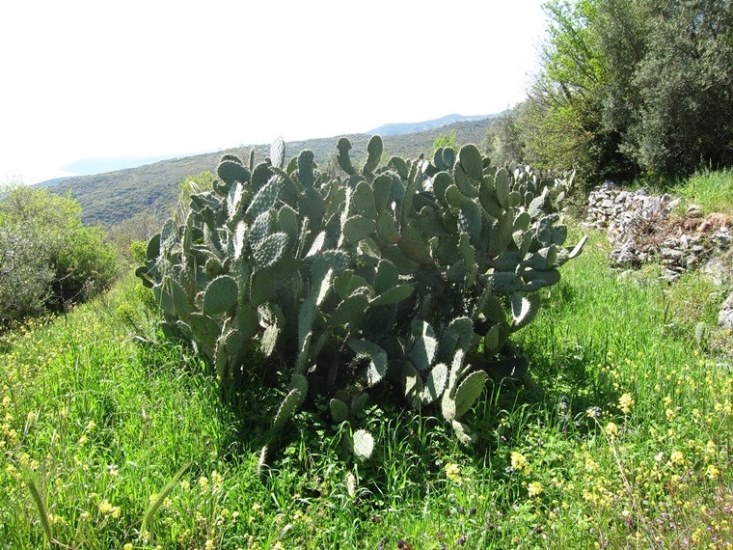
[622,0,733,176]
[432,130,459,153]
[515,0,733,185]
[0,222,54,327]
[0,186,118,318]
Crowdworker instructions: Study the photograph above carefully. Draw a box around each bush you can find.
[0,223,54,327]
[137,138,585,463]
[0,186,118,323]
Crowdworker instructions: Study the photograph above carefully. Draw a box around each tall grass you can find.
[671,168,733,215]
[0,230,731,548]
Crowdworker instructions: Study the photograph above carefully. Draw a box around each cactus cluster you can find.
[137,136,585,458]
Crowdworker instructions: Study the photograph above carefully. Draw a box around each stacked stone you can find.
[585,183,730,282]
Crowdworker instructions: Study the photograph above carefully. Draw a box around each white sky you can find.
[0,1,547,184]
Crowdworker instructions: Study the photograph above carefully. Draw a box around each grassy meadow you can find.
[1,193,732,548]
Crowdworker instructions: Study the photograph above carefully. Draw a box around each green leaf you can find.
[363,135,383,174]
[343,215,376,244]
[261,324,279,357]
[495,168,510,209]
[218,159,250,185]
[270,137,285,169]
[203,276,238,315]
[349,339,388,386]
[329,398,349,423]
[409,322,438,371]
[333,291,369,327]
[273,388,302,432]
[511,293,540,329]
[376,212,400,244]
[246,176,281,220]
[374,259,399,294]
[419,363,448,405]
[454,370,488,418]
[458,144,483,180]
[369,284,413,307]
[337,137,356,176]
[253,232,288,268]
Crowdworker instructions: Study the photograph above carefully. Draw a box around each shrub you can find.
[0,223,54,327]
[137,138,586,461]
[0,186,118,321]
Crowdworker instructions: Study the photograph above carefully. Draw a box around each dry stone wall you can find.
[584,182,732,329]
[584,182,730,281]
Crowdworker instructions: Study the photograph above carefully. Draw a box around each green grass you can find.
[1,232,732,549]
[671,168,733,216]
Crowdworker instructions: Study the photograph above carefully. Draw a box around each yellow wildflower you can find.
[584,456,599,472]
[444,463,462,484]
[618,393,634,415]
[705,465,720,480]
[527,482,543,497]
[98,500,113,515]
[198,476,209,491]
[604,422,619,438]
[669,451,685,466]
[511,451,529,472]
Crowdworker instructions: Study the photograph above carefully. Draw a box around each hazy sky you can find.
[0,1,547,184]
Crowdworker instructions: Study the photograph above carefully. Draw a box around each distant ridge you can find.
[39,116,498,226]
[368,113,496,136]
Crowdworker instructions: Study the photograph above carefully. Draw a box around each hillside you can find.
[367,113,498,136]
[39,118,495,226]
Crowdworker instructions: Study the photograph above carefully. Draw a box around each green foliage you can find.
[484,108,526,166]
[137,138,584,456]
[0,186,118,325]
[671,168,733,216]
[432,130,459,153]
[516,0,733,185]
[622,0,733,176]
[107,210,164,265]
[175,171,215,222]
[1,223,732,547]
[0,222,53,327]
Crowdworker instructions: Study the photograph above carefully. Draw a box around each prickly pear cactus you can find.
[137,136,586,457]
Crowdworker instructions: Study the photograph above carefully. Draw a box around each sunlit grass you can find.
[671,168,733,216]
[1,230,732,548]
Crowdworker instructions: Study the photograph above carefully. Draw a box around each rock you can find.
[585,184,730,281]
[687,204,703,218]
[610,242,639,267]
[719,292,733,329]
[660,248,684,265]
[662,268,681,283]
[702,254,733,286]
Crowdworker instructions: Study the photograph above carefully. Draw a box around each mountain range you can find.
[39,115,499,227]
